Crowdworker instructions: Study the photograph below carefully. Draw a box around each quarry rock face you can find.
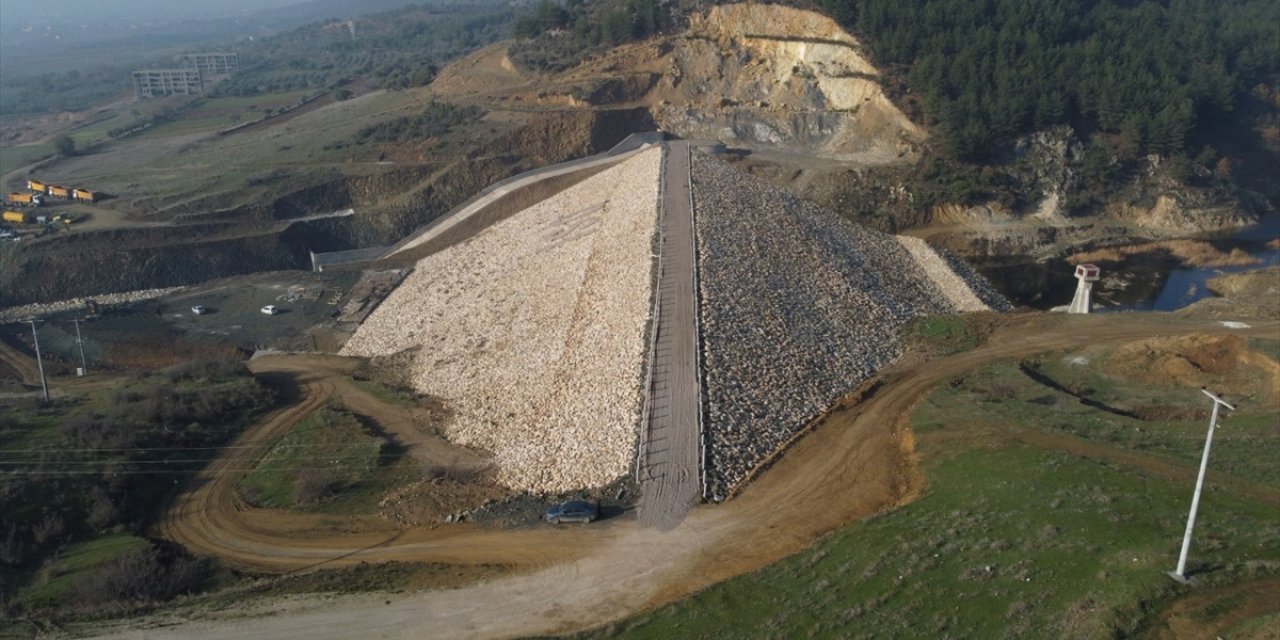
[655,4,923,162]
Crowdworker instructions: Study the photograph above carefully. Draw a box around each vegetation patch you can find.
[509,0,667,72]
[816,0,1278,162]
[19,535,210,617]
[907,314,984,355]
[354,102,484,145]
[212,3,512,97]
[1,359,272,621]
[0,142,53,175]
[575,341,1280,639]
[237,405,384,509]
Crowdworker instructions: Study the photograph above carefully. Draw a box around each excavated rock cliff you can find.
[653,4,923,162]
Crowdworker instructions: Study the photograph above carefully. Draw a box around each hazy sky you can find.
[0,0,304,21]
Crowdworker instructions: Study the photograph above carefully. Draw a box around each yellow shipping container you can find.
[3,210,29,223]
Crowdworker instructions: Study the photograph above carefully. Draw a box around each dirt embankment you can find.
[1180,265,1280,321]
[0,224,311,306]
[1070,239,1263,267]
[478,108,655,166]
[1105,333,1280,407]
[1207,265,1280,297]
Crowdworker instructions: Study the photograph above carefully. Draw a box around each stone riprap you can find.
[0,287,187,323]
[691,154,1007,498]
[342,148,661,493]
[895,236,991,313]
[933,246,1015,311]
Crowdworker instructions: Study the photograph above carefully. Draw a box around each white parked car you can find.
[191,305,207,315]
[260,305,279,315]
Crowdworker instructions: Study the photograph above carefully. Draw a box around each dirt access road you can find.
[94,314,1278,640]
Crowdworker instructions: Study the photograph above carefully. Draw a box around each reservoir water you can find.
[976,215,1280,312]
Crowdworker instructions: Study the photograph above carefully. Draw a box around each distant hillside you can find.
[251,0,447,28]
[213,1,513,97]
[0,0,505,115]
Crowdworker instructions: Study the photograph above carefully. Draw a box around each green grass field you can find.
[575,340,1280,639]
[21,534,152,609]
[133,91,317,140]
[909,315,985,354]
[0,143,53,175]
[237,404,391,511]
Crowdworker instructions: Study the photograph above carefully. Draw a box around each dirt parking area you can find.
[0,270,370,372]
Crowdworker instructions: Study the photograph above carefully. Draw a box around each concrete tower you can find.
[1068,263,1101,314]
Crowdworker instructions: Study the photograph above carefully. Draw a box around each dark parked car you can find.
[544,500,598,524]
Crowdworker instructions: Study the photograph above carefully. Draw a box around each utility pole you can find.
[73,319,88,376]
[1169,388,1235,584]
[27,319,49,403]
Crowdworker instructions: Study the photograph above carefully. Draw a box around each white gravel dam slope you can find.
[342,148,662,493]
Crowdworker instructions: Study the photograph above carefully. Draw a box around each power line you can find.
[0,455,389,465]
[0,441,394,454]
[0,453,394,465]
[1,465,412,477]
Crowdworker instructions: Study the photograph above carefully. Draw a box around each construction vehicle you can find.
[8,192,44,206]
[3,210,30,224]
[27,179,47,193]
[46,185,70,199]
[72,188,99,203]
[52,212,77,225]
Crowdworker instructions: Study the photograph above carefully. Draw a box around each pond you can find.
[976,215,1280,312]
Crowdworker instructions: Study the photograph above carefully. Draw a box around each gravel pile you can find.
[896,236,990,313]
[692,154,1006,497]
[932,246,1015,311]
[342,148,661,493]
[0,287,188,323]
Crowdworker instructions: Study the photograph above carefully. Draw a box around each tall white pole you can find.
[28,319,49,403]
[73,319,88,375]
[1171,389,1235,582]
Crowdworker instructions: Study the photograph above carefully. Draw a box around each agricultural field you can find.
[576,333,1280,639]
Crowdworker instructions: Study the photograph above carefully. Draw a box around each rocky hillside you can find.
[433,4,921,165]
[429,2,1267,262]
[652,4,923,162]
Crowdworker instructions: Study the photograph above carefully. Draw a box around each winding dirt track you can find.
[98,315,1278,640]
[0,336,41,386]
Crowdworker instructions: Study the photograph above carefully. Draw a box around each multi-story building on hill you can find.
[179,52,239,76]
[132,52,238,98]
[132,69,203,98]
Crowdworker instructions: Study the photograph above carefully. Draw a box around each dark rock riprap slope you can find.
[692,154,1007,498]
